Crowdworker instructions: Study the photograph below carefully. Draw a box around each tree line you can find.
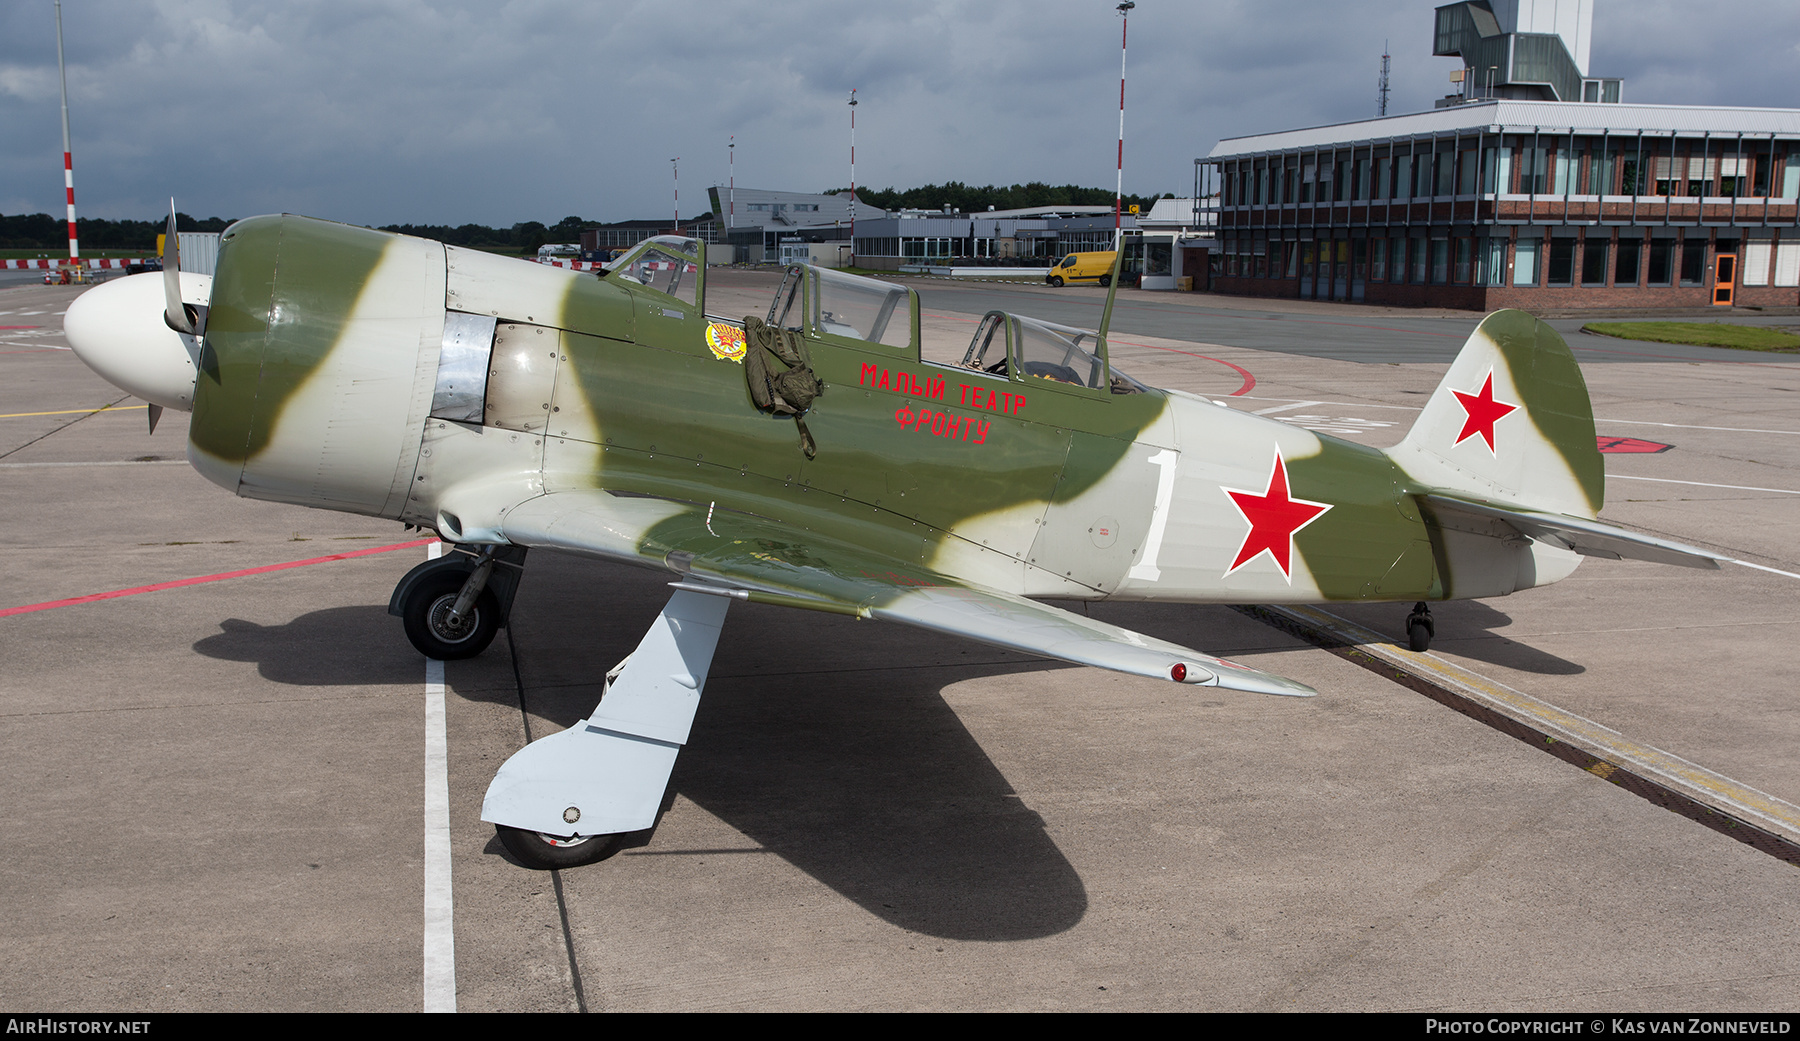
[0,212,233,251]
[825,181,1172,215]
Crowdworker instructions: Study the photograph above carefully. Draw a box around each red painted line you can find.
[1115,339,1257,396]
[0,537,438,619]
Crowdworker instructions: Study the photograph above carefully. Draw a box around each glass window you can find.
[1393,156,1411,200]
[1412,238,1429,283]
[1521,146,1548,194]
[1781,151,1800,200]
[1581,238,1609,285]
[1620,153,1643,196]
[1431,239,1450,283]
[1615,237,1642,287]
[1774,243,1800,287]
[1458,150,1477,194]
[1547,238,1575,286]
[1743,241,1772,287]
[811,266,914,349]
[1679,239,1706,285]
[1453,238,1472,283]
[1371,239,1388,281]
[610,237,702,308]
[1479,238,1505,286]
[1591,147,1617,195]
[1647,239,1674,285]
[1513,238,1540,286]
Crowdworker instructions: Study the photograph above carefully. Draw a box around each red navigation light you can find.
[1170,663,1187,682]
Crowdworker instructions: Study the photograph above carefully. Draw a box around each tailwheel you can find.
[496,824,623,870]
[1405,601,1435,652]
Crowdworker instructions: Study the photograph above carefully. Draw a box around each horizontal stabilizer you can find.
[1423,494,1725,570]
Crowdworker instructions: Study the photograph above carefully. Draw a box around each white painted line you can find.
[423,540,457,1013]
[1731,559,1800,581]
[1594,418,1800,436]
[1237,395,1424,412]
[1251,400,1321,416]
[1609,474,1800,495]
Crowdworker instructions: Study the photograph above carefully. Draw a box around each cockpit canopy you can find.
[607,236,703,308]
[962,311,1145,394]
[769,264,915,351]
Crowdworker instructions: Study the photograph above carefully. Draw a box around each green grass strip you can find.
[1583,321,1800,352]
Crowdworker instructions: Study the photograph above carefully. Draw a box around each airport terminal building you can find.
[1203,0,1800,310]
[1206,101,1800,310]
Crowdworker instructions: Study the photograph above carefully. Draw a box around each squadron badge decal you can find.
[706,322,747,363]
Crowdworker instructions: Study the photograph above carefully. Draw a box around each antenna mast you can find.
[1378,41,1391,117]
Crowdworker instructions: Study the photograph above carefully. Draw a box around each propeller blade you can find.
[162,201,193,335]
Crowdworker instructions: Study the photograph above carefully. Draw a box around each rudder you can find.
[1386,310,1603,519]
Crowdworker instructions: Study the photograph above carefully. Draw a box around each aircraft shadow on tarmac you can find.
[190,555,1090,942]
[506,559,1090,942]
[1324,599,1586,676]
[191,608,425,686]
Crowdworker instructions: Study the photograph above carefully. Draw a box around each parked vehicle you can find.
[1045,250,1117,287]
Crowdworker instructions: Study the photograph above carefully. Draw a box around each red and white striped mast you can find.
[54,0,79,269]
[848,88,858,265]
[1112,1,1134,249]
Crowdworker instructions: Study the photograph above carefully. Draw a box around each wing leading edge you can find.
[497,489,1317,697]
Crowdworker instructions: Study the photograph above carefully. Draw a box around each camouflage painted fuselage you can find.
[191,215,1591,608]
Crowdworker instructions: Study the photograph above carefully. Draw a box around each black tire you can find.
[1407,621,1432,653]
[400,568,500,660]
[1048,275,1064,287]
[496,824,623,870]
[1098,273,1112,288]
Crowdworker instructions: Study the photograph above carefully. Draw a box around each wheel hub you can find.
[426,594,479,644]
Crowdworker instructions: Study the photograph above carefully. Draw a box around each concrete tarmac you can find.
[3,272,1797,1012]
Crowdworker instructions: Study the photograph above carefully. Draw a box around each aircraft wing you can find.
[497,489,1317,697]
[1422,494,1726,570]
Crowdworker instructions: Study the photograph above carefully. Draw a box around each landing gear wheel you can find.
[401,569,500,660]
[1048,275,1064,287]
[1098,273,1112,287]
[496,824,623,870]
[1405,601,1435,652]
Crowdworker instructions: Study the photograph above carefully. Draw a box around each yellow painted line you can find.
[0,405,147,419]
[1273,602,1800,843]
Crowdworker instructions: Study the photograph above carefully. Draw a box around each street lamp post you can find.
[728,137,735,231]
[1113,2,1134,250]
[671,157,679,235]
[848,89,858,266]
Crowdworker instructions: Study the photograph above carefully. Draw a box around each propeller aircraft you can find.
[63,208,1725,868]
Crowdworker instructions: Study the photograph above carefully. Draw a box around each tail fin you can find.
[1386,310,1604,519]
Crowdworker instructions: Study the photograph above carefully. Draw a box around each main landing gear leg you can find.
[480,588,732,870]
[1406,602,1435,653]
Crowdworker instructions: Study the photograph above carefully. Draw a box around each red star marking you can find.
[1450,370,1518,453]
[1223,451,1332,581]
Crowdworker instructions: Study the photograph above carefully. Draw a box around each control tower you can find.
[1433,0,1622,105]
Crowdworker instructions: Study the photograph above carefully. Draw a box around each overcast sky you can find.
[2,0,1797,228]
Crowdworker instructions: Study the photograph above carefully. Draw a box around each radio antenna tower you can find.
[1377,41,1391,117]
